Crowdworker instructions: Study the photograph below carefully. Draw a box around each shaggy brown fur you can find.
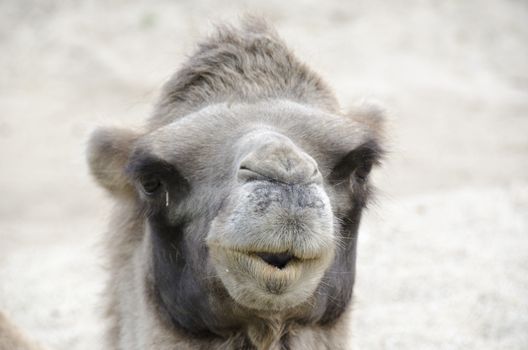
[150,18,339,128]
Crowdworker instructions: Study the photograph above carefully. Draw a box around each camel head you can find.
[87,19,384,346]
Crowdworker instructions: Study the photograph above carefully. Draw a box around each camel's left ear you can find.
[87,127,140,196]
[346,99,386,140]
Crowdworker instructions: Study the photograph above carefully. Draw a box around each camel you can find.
[1,17,385,350]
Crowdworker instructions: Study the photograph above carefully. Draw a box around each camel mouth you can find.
[255,252,295,269]
[208,244,328,272]
[208,244,334,310]
[211,246,317,276]
[227,248,322,278]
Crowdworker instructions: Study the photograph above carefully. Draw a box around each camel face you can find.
[120,100,380,324]
[86,19,385,347]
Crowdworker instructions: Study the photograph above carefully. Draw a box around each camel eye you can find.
[353,163,372,183]
[329,141,381,185]
[140,176,161,195]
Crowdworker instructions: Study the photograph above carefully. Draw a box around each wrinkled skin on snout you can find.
[91,99,383,338]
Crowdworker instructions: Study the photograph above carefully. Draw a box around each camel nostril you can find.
[237,135,322,185]
[256,252,294,269]
[238,165,268,182]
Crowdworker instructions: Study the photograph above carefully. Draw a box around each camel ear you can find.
[87,127,139,195]
[346,99,386,139]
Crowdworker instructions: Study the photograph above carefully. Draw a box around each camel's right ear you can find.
[87,127,139,196]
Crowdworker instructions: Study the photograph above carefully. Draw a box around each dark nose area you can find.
[256,252,294,269]
[238,136,322,185]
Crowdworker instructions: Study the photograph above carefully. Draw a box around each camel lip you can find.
[234,250,305,276]
[209,245,335,302]
[206,239,334,274]
[209,243,324,262]
[254,251,296,269]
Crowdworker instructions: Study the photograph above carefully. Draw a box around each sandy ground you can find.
[0,0,527,349]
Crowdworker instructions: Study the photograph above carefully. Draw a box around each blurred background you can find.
[0,0,527,349]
